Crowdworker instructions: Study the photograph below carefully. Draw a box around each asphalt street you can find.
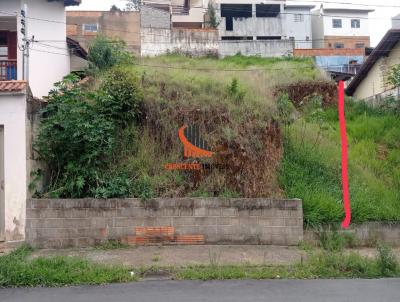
[1,279,399,302]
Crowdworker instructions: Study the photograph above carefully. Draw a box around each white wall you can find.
[285,7,313,49]
[323,11,370,37]
[311,12,324,48]
[172,0,205,24]
[26,0,70,98]
[217,1,286,38]
[0,92,27,242]
[354,41,400,100]
[0,0,70,98]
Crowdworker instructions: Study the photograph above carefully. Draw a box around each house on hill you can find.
[346,29,400,102]
[311,5,374,49]
[0,0,81,247]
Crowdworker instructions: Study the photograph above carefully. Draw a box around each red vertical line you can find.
[338,80,351,229]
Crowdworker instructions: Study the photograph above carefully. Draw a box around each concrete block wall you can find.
[219,40,294,58]
[140,5,171,29]
[26,198,303,248]
[305,222,400,247]
[141,28,219,57]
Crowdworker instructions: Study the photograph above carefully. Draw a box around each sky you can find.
[67,0,400,46]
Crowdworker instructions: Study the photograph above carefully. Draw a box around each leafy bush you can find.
[132,175,154,200]
[98,67,143,127]
[87,35,133,71]
[36,70,144,198]
[93,173,133,199]
[387,64,400,87]
[35,75,115,198]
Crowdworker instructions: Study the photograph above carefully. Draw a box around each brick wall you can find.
[26,198,303,248]
[294,48,365,57]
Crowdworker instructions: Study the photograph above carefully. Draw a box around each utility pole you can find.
[20,4,30,82]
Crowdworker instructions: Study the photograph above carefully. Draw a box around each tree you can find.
[110,5,121,12]
[87,35,133,71]
[125,0,141,11]
[207,1,220,29]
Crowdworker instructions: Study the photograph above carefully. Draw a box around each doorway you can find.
[0,126,4,241]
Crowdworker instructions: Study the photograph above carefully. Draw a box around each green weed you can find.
[0,245,135,287]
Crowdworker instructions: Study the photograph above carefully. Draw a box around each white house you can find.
[0,0,81,98]
[284,3,314,49]
[311,5,374,49]
[0,0,80,247]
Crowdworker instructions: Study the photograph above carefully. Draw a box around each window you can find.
[334,43,344,49]
[83,23,98,33]
[221,36,253,40]
[0,33,8,60]
[355,43,365,49]
[221,4,252,18]
[257,36,281,40]
[332,19,342,28]
[294,14,304,22]
[221,4,252,32]
[256,4,280,17]
[351,19,360,28]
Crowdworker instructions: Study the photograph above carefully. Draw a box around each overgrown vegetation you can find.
[34,35,400,227]
[35,69,142,198]
[0,245,135,287]
[87,35,133,71]
[1,244,398,287]
[280,99,400,226]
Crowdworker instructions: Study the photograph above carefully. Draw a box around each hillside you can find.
[35,53,400,227]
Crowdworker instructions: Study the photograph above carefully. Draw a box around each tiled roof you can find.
[0,81,28,93]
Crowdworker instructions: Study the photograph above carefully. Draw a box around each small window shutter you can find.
[7,32,17,60]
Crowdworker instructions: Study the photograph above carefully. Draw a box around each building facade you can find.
[67,10,141,54]
[0,0,80,246]
[284,4,314,49]
[312,6,373,49]
[0,0,78,98]
[347,29,400,101]
[217,0,286,40]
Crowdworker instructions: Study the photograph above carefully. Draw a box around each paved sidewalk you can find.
[30,245,400,268]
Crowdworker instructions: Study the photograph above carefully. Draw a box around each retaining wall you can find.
[26,198,303,248]
[305,222,400,247]
[219,40,294,58]
[141,28,219,57]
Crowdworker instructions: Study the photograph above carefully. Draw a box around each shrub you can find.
[387,64,400,87]
[98,67,144,127]
[276,93,295,126]
[93,173,133,199]
[377,244,398,277]
[36,75,115,198]
[132,175,154,200]
[87,35,133,71]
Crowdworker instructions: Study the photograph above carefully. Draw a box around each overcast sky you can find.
[67,0,400,46]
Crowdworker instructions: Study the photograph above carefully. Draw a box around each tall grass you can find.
[280,99,400,226]
[0,245,134,287]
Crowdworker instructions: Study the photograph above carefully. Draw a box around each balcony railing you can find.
[0,60,17,81]
[172,5,190,15]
